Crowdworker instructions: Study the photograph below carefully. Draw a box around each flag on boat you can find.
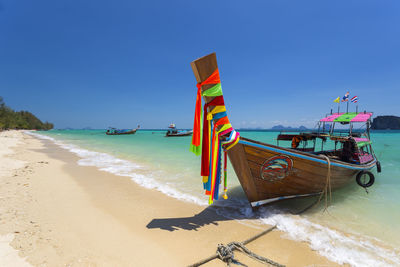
[342,92,349,102]
[351,96,358,103]
[333,97,340,103]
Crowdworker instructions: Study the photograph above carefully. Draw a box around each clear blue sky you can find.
[1,0,399,129]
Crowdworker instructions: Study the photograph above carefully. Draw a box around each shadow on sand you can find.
[146,205,230,232]
[146,186,259,232]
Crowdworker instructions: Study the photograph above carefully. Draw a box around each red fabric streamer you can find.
[191,69,221,157]
[206,95,225,107]
[215,116,230,127]
[219,127,234,137]
[198,68,220,87]
[201,113,210,176]
[191,87,202,147]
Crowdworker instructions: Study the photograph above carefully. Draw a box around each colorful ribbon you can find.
[190,87,203,156]
[190,69,221,156]
[201,96,225,177]
[202,83,223,96]
[190,68,240,204]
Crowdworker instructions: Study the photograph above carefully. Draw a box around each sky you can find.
[0,0,399,129]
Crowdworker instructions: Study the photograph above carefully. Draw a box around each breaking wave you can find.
[26,131,207,206]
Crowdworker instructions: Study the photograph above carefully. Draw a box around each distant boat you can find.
[165,123,192,137]
[106,125,140,135]
[190,53,381,208]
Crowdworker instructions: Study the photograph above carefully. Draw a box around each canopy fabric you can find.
[320,112,372,123]
[353,137,372,148]
[356,141,372,148]
[351,112,373,122]
[353,137,369,142]
[334,112,358,122]
[320,113,344,122]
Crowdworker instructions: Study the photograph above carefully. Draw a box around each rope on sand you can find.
[187,225,285,267]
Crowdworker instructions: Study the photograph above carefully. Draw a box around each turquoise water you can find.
[30,129,400,266]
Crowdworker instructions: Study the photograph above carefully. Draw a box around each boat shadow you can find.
[146,206,228,232]
[146,183,364,232]
[146,187,255,232]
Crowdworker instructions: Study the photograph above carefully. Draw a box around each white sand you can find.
[0,234,31,267]
[0,131,31,266]
[0,130,339,266]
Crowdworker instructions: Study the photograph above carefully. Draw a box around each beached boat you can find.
[189,53,381,208]
[165,123,193,137]
[106,125,140,135]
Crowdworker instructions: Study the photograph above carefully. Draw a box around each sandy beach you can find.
[0,130,339,266]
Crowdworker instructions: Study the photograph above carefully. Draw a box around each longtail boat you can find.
[165,123,193,137]
[106,125,140,135]
[189,53,381,208]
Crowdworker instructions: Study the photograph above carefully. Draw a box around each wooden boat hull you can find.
[106,129,137,135]
[228,137,377,207]
[189,53,379,207]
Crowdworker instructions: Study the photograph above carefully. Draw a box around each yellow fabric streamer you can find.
[210,106,226,115]
[207,106,226,120]
[209,131,219,205]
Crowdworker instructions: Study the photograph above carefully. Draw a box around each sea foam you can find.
[212,199,400,266]
[26,131,207,206]
[258,207,400,267]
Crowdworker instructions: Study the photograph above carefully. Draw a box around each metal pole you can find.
[321,137,324,151]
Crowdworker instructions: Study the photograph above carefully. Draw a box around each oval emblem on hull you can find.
[260,155,293,181]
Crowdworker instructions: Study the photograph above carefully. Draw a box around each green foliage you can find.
[0,97,54,130]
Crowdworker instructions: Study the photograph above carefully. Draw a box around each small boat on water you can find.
[106,125,140,135]
[189,53,381,208]
[165,123,193,137]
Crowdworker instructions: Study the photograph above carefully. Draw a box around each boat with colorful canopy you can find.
[106,125,140,135]
[165,124,193,137]
[189,53,381,208]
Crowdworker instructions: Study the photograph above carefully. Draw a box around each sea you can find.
[27,129,400,266]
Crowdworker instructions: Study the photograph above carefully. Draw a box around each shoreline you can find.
[0,130,339,266]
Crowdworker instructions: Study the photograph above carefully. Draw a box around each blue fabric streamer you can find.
[204,120,213,192]
[212,111,227,120]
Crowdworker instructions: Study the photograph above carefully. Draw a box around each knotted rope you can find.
[188,225,285,267]
[216,242,285,267]
[216,243,236,266]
